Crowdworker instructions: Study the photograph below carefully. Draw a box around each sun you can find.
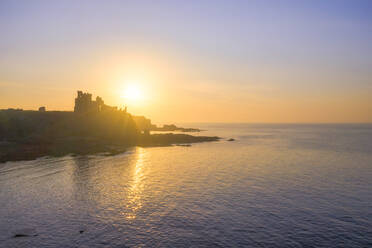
[122,84,143,103]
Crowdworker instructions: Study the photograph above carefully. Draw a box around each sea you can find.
[0,124,371,248]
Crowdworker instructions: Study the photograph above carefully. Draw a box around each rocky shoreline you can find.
[0,134,220,163]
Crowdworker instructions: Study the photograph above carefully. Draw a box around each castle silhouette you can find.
[74,91,127,114]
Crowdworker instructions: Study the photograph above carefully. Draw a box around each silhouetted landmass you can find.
[152,124,202,132]
[139,133,219,147]
[132,115,157,131]
[132,116,201,132]
[0,91,219,162]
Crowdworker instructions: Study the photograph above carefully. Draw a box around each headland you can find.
[0,91,219,162]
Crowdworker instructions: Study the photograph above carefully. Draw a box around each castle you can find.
[74,91,126,114]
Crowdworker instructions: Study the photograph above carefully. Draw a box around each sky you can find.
[1,0,371,123]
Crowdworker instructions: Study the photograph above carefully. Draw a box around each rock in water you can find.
[12,228,38,238]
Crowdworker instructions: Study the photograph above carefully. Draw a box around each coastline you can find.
[0,92,219,163]
[0,133,220,163]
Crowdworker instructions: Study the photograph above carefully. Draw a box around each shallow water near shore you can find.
[1,124,371,247]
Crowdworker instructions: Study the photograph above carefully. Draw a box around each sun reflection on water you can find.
[125,147,146,220]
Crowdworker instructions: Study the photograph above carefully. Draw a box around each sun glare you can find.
[122,84,143,103]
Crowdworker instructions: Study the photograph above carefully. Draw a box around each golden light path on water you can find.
[124,147,146,220]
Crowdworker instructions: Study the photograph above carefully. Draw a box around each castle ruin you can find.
[74,91,126,114]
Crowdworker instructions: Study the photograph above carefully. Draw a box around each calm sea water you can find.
[0,124,371,248]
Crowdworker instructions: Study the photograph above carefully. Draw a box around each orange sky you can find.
[1,49,371,124]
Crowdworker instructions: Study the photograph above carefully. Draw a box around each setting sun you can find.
[122,84,143,103]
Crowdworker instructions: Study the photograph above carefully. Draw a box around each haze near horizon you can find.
[1,0,371,123]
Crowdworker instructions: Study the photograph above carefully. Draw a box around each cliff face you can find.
[0,109,139,145]
[0,108,140,162]
[0,109,219,163]
[132,115,156,131]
